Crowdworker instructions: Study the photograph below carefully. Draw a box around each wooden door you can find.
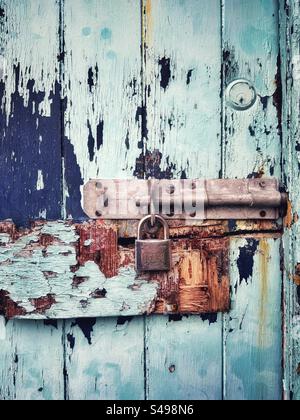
[0,0,298,400]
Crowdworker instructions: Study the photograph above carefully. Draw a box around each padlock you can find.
[135,215,171,272]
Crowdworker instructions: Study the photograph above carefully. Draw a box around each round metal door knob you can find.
[225,79,257,111]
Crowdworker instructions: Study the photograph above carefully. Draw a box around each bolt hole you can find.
[190,212,196,218]
[95,182,102,189]
[95,211,102,217]
[104,198,109,207]
[260,210,267,218]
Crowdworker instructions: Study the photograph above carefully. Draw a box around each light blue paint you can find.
[100,27,112,40]
[82,27,92,37]
[106,50,116,60]
[240,25,277,56]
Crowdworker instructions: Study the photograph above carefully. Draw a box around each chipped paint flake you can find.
[36,170,44,191]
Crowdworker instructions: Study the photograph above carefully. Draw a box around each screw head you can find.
[225,79,257,111]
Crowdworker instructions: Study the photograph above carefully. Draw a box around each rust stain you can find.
[0,221,17,240]
[284,199,293,228]
[76,221,118,278]
[293,264,300,286]
[72,275,88,288]
[39,234,55,247]
[144,0,152,46]
[90,288,107,299]
[0,290,27,318]
[29,294,56,314]
[258,240,270,347]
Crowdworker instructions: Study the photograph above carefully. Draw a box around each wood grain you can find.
[222,0,283,400]
[280,0,300,401]
[0,220,230,319]
[0,0,65,400]
[141,0,224,400]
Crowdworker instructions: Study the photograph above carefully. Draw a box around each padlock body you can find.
[135,239,171,272]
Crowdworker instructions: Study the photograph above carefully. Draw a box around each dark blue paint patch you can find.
[96,119,104,150]
[63,133,85,220]
[116,316,133,326]
[223,44,239,82]
[44,319,58,329]
[159,57,172,90]
[125,130,130,150]
[129,78,138,97]
[0,65,62,226]
[237,239,259,285]
[67,332,76,350]
[260,95,269,110]
[200,313,218,324]
[134,148,187,181]
[297,286,300,305]
[0,7,5,17]
[88,67,95,93]
[180,169,187,179]
[135,105,148,147]
[168,314,183,322]
[249,125,255,137]
[228,220,237,232]
[186,69,194,85]
[100,27,112,40]
[87,119,95,161]
[74,318,96,345]
[87,65,98,93]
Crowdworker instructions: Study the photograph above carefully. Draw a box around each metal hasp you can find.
[83,178,287,220]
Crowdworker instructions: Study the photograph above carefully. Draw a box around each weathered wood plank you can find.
[225,238,282,400]
[222,0,283,400]
[280,0,300,401]
[0,0,62,225]
[0,0,65,400]
[0,220,230,319]
[63,0,143,219]
[0,318,64,400]
[62,0,145,400]
[142,0,224,400]
[65,317,145,400]
[146,315,223,400]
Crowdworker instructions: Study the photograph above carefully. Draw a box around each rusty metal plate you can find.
[83,178,286,220]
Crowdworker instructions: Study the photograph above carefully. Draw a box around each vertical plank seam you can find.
[59,0,66,220]
[280,0,297,400]
[220,0,227,401]
[141,0,148,401]
[59,0,69,401]
[278,0,288,400]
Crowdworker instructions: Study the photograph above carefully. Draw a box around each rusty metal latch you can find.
[83,178,287,220]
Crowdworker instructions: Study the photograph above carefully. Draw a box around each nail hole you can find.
[260,210,266,218]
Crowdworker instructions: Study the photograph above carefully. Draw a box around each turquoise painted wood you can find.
[222,0,283,400]
[280,0,300,401]
[141,0,223,400]
[0,0,298,400]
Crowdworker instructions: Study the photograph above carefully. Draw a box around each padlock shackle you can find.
[137,215,169,240]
